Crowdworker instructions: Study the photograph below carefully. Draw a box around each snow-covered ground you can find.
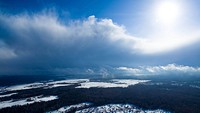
[47,103,92,113]
[47,103,170,113]
[113,79,150,86]
[0,79,89,93]
[0,95,58,109]
[0,79,150,93]
[76,104,169,113]
[0,93,17,98]
[47,79,89,84]
[6,83,45,91]
[76,82,128,88]
[76,79,150,88]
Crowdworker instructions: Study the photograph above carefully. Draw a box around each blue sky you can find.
[0,0,200,75]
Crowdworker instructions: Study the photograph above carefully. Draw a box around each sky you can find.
[0,0,200,76]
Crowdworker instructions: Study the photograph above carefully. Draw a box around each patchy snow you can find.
[35,95,58,102]
[0,93,17,98]
[76,79,150,88]
[1,79,89,93]
[47,84,71,88]
[112,79,150,86]
[47,79,89,84]
[1,79,149,91]
[6,83,45,92]
[45,79,89,88]
[47,103,91,113]
[48,103,170,113]
[77,104,170,113]
[76,82,128,88]
[0,95,58,109]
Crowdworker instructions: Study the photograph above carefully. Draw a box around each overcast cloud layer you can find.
[0,11,200,75]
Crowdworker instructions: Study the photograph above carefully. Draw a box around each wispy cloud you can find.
[0,41,17,59]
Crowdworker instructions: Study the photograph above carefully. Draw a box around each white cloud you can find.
[134,31,200,54]
[115,64,200,76]
[145,64,200,74]
[116,67,141,73]
[1,11,199,58]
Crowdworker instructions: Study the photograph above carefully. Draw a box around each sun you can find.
[155,1,181,25]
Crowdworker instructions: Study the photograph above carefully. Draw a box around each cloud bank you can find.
[115,64,200,76]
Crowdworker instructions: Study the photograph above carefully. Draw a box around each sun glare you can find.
[155,1,181,25]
